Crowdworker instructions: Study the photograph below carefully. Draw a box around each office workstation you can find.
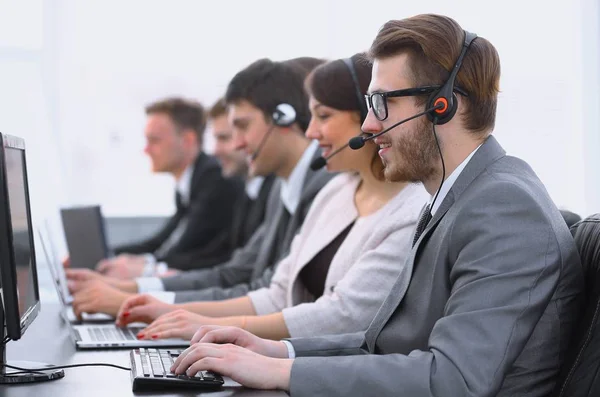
[0,133,285,396]
[1,1,600,396]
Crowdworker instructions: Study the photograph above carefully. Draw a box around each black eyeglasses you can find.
[364,85,469,121]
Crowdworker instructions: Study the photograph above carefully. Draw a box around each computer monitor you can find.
[0,134,39,341]
[0,133,63,383]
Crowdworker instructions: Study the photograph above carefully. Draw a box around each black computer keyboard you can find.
[130,348,224,391]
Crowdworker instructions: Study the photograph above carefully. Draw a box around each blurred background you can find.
[0,0,598,235]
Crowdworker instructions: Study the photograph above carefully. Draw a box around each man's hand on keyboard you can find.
[66,268,138,294]
[96,254,147,280]
[116,294,176,327]
[192,326,290,359]
[136,309,213,340]
[171,342,293,391]
[71,280,134,319]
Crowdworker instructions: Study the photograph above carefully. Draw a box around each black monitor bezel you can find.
[0,133,41,340]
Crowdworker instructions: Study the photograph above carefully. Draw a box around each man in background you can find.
[70,97,244,279]
[157,98,276,272]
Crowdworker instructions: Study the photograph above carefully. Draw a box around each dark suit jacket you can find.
[164,174,276,270]
[114,152,244,271]
[161,147,335,302]
[288,136,584,397]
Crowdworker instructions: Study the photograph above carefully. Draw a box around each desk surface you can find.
[1,267,287,397]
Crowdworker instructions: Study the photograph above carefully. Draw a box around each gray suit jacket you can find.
[161,148,334,302]
[288,136,584,397]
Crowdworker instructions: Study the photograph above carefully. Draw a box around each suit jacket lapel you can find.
[364,135,507,351]
[252,184,286,279]
[412,135,506,253]
[188,152,209,199]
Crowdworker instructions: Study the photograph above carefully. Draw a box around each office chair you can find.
[560,210,582,229]
[552,213,600,397]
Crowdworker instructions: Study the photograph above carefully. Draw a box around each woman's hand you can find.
[137,309,216,340]
[116,294,176,326]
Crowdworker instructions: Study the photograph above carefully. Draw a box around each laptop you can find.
[38,227,189,350]
[60,205,111,269]
[37,226,113,323]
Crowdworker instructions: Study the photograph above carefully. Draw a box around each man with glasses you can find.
[168,14,583,397]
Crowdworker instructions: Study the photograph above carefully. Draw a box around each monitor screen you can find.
[0,133,40,340]
[5,147,37,320]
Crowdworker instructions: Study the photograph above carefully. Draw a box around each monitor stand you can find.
[0,315,64,384]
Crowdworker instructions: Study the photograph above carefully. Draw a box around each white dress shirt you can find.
[430,144,482,216]
[283,143,482,358]
[245,176,265,200]
[280,140,319,215]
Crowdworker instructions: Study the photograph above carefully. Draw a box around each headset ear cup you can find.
[426,93,458,125]
[272,103,296,127]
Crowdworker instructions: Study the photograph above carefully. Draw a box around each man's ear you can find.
[181,129,200,147]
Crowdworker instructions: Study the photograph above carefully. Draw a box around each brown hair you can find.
[208,97,227,119]
[145,97,206,142]
[306,53,384,180]
[370,14,500,134]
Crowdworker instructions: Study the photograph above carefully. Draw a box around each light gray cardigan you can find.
[247,173,427,337]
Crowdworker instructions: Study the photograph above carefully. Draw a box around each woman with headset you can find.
[115,53,427,341]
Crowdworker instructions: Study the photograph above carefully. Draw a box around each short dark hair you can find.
[370,14,501,134]
[225,58,311,131]
[306,53,384,180]
[145,97,206,142]
[208,97,227,119]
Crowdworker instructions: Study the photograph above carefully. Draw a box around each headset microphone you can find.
[250,124,275,161]
[348,104,443,150]
[309,142,351,171]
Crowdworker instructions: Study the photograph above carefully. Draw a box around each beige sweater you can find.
[247,173,428,337]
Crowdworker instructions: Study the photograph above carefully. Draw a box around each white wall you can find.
[1,0,598,219]
[0,0,67,226]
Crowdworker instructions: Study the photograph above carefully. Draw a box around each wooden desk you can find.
[1,277,287,397]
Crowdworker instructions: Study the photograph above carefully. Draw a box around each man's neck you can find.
[172,150,199,182]
[422,137,483,196]
[277,136,311,181]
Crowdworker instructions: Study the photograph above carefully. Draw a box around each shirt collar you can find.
[176,163,194,206]
[245,176,265,200]
[430,144,482,216]
[280,140,319,214]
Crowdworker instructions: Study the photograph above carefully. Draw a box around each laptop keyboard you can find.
[130,348,224,391]
[89,326,145,342]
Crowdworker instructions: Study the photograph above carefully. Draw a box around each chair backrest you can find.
[561,210,582,229]
[552,214,600,397]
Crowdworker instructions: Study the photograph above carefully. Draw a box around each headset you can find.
[251,103,297,161]
[310,57,368,170]
[426,31,478,125]
[343,57,369,124]
[271,103,297,127]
